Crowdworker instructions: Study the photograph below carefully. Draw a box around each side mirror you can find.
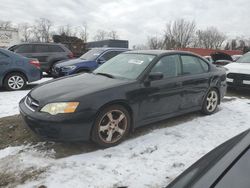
[148,72,163,81]
[97,57,106,64]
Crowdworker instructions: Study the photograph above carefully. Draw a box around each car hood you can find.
[210,52,233,62]
[225,62,250,74]
[56,58,94,67]
[30,73,132,104]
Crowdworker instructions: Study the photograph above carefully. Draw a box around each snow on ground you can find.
[0,78,51,118]
[0,97,249,188]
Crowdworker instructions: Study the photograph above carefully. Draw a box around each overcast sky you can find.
[1,0,250,46]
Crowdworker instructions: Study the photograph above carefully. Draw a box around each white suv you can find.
[225,52,250,89]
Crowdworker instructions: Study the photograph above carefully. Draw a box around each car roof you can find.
[90,47,129,51]
[124,50,199,56]
[15,42,63,46]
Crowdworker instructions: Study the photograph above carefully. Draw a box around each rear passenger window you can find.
[15,45,32,53]
[101,51,123,61]
[181,55,206,75]
[34,45,49,53]
[48,45,65,52]
[198,58,209,72]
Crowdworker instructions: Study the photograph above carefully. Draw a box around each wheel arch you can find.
[2,70,28,85]
[92,99,135,136]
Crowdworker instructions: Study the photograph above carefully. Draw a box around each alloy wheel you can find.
[8,75,25,90]
[98,110,128,144]
[206,90,218,112]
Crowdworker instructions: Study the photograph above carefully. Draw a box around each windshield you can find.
[237,53,250,63]
[93,53,156,80]
[80,49,105,61]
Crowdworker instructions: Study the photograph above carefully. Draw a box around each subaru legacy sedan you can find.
[19,50,227,147]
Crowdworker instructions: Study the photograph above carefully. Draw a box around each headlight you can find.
[41,102,79,115]
[61,65,76,72]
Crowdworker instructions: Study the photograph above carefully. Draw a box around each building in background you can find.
[86,39,129,49]
[0,27,20,48]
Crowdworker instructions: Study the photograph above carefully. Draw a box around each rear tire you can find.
[91,105,131,147]
[4,73,27,91]
[201,89,219,115]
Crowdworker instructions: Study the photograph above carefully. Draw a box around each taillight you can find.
[29,60,40,69]
[68,52,74,59]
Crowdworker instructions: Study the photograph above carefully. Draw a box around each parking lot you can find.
[1,1,250,186]
[0,78,249,187]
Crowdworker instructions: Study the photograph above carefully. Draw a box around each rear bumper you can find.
[19,98,96,141]
[51,67,72,78]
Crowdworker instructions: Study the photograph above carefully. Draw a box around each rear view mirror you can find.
[97,57,106,64]
[148,72,163,81]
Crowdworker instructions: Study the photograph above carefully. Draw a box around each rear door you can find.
[179,54,210,109]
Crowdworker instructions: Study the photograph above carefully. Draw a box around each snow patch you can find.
[0,98,248,188]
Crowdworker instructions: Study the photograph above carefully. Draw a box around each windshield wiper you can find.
[95,72,114,78]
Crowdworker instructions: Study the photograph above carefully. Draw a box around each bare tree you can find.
[147,36,163,49]
[163,19,196,49]
[31,25,42,42]
[79,23,88,42]
[195,27,226,49]
[33,18,53,42]
[93,30,108,41]
[93,29,119,41]
[0,20,12,29]
[57,24,77,36]
[132,44,148,50]
[108,30,119,40]
[19,23,32,42]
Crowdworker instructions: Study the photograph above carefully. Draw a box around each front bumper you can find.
[227,73,250,89]
[19,97,96,141]
[51,66,74,78]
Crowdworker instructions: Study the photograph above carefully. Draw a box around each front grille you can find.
[25,96,39,111]
[227,73,250,80]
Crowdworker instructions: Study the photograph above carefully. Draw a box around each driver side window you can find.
[151,55,181,78]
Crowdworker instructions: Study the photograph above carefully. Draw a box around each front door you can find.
[139,54,183,123]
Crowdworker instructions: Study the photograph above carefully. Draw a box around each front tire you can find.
[201,89,219,115]
[91,105,131,147]
[4,73,27,91]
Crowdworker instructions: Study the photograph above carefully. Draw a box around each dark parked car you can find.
[166,129,250,188]
[8,43,73,74]
[204,52,233,66]
[0,48,41,91]
[19,50,227,147]
[52,48,128,77]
